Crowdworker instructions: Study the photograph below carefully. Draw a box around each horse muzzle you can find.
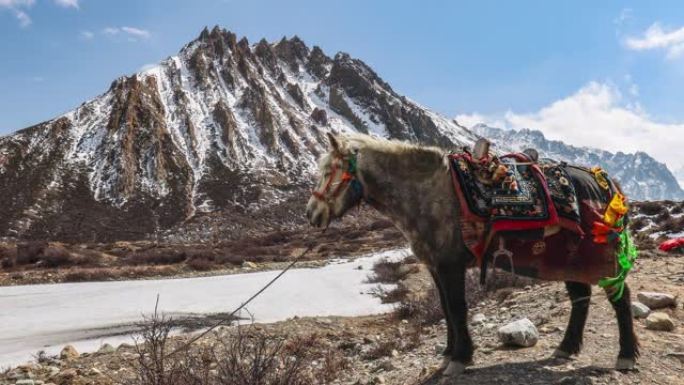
[306,197,330,228]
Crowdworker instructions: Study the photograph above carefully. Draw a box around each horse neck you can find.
[358,145,454,232]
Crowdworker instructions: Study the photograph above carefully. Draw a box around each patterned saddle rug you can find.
[448,151,623,285]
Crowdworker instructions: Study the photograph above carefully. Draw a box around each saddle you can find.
[448,139,625,285]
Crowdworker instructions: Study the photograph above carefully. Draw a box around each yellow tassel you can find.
[591,166,610,190]
[603,193,627,227]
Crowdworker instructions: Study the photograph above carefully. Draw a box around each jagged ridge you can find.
[0,26,476,241]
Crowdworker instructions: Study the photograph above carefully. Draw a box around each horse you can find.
[305,132,638,382]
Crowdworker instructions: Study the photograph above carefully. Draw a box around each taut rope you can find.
[164,241,317,359]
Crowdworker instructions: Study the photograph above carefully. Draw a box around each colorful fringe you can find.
[598,222,638,302]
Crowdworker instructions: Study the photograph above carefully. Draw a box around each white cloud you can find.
[121,26,150,39]
[0,0,34,7]
[2,0,78,27]
[14,8,30,26]
[54,0,78,8]
[0,0,33,27]
[456,81,684,171]
[102,26,151,41]
[79,30,94,40]
[625,22,684,59]
[102,26,120,35]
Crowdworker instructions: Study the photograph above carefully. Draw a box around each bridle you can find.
[311,152,364,204]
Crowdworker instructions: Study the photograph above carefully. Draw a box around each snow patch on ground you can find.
[0,248,409,367]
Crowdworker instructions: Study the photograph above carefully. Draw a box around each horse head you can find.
[306,133,365,228]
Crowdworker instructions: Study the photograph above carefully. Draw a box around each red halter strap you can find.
[311,156,354,202]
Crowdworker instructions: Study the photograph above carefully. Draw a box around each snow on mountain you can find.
[470,124,684,201]
[0,27,477,242]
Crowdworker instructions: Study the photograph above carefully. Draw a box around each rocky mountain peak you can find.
[0,26,475,242]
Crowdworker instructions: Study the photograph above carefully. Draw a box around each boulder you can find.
[637,292,677,309]
[645,312,676,331]
[96,343,115,354]
[498,318,539,347]
[631,302,650,319]
[59,345,79,360]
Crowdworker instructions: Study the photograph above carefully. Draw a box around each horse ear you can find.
[327,132,341,154]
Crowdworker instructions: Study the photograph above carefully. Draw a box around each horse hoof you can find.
[552,349,572,359]
[442,360,467,376]
[615,357,636,371]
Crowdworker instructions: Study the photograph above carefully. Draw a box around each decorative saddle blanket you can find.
[448,150,635,287]
[449,153,582,235]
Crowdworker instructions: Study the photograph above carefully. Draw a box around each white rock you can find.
[645,312,676,331]
[472,313,486,325]
[241,261,258,269]
[631,302,650,319]
[637,292,677,309]
[498,318,539,347]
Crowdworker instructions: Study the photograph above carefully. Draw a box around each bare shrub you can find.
[187,258,216,271]
[39,245,74,268]
[370,283,410,304]
[64,269,117,282]
[128,311,346,385]
[16,241,47,265]
[394,287,444,325]
[366,258,416,284]
[216,253,246,266]
[131,305,180,385]
[258,231,289,246]
[0,244,17,269]
[127,249,187,266]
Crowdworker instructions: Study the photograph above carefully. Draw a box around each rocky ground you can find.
[2,246,682,385]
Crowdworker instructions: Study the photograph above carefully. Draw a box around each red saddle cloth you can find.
[448,153,619,284]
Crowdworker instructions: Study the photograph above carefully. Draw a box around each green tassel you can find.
[599,227,638,302]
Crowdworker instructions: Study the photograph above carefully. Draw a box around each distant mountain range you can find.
[0,26,679,242]
[469,124,684,201]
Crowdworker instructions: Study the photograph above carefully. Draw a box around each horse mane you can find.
[338,133,445,158]
[335,133,449,173]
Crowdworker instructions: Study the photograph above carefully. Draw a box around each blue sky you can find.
[1,0,684,174]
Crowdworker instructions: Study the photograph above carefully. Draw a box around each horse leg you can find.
[607,283,640,370]
[430,270,453,359]
[553,281,591,358]
[437,261,473,377]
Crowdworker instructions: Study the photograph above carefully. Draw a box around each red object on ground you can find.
[659,238,684,252]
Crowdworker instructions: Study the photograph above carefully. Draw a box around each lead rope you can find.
[164,241,317,359]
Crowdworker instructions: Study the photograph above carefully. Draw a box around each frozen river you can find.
[0,249,407,367]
